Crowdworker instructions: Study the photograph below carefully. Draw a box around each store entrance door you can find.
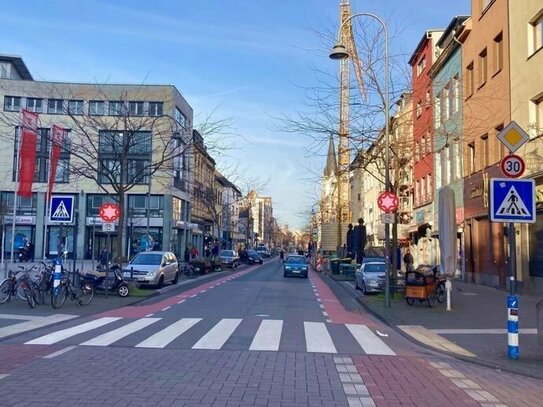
[91,232,117,262]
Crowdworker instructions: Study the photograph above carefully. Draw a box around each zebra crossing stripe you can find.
[346,324,396,356]
[192,318,242,350]
[136,318,202,348]
[304,322,337,353]
[80,318,161,347]
[249,320,283,351]
[25,317,121,345]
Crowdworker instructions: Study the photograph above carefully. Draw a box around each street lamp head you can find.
[329,42,350,60]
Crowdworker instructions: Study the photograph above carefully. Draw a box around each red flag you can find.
[47,124,66,202]
[17,110,39,198]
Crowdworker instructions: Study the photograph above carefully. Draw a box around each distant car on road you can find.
[256,247,271,257]
[283,255,308,278]
[220,250,239,269]
[246,250,263,265]
[354,261,386,294]
[124,251,179,288]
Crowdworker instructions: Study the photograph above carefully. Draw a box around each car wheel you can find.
[361,282,367,295]
[303,273,308,278]
[283,272,288,278]
[354,278,360,290]
[157,275,164,289]
[172,272,179,285]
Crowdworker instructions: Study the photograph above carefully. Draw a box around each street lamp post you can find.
[330,12,392,307]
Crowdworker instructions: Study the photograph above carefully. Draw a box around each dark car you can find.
[220,249,239,268]
[246,250,263,265]
[283,255,308,278]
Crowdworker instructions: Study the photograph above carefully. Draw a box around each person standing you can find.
[352,218,367,264]
[97,246,110,270]
[184,247,191,264]
[346,223,354,259]
[403,248,414,272]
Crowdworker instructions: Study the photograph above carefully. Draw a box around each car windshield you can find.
[247,250,258,255]
[285,256,306,264]
[220,250,233,256]
[364,263,386,273]
[130,253,162,265]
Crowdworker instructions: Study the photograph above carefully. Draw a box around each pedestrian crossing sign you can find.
[49,195,74,223]
[490,178,536,223]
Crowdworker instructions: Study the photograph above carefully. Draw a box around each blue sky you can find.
[0,0,470,230]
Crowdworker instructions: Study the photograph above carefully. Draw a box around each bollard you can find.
[53,257,62,295]
[445,279,452,311]
[507,295,519,360]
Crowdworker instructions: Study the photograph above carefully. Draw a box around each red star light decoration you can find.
[377,191,399,213]
[99,203,120,222]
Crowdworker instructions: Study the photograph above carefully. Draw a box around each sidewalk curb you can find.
[316,269,543,380]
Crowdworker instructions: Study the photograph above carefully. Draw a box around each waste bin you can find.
[537,300,543,346]
[330,259,340,275]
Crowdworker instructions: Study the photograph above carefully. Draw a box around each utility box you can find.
[537,300,543,346]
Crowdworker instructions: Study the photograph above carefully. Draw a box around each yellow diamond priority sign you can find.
[497,121,530,153]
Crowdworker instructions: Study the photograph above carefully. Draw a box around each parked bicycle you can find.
[180,262,196,278]
[0,267,37,308]
[51,270,95,309]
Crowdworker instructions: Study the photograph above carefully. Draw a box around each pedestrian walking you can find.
[184,247,191,263]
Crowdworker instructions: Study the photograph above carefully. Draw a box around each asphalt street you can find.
[0,257,541,406]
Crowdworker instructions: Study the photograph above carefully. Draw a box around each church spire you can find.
[324,135,337,177]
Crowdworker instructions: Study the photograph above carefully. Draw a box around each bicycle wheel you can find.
[16,280,27,301]
[24,286,35,308]
[51,284,68,309]
[436,282,446,303]
[0,279,12,304]
[78,282,94,306]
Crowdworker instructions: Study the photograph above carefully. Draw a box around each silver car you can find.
[354,261,386,294]
[124,251,179,288]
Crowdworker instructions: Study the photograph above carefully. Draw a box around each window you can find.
[531,13,543,54]
[466,62,474,97]
[13,127,70,183]
[434,95,441,127]
[109,101,124,116]
[174,107,186,127]
[26,98,43,113]
[478,48,488,87]
[426,175,432,201]
[425,90,431,109]
[4,96,20,112]
[440,149,448,187]
[98,130,151,184]
[415,180,421,206]
[495,124,505,157]
[129,101,144,116]
[89,100,105,115]
[421,136,426,157]
[48,99,64,114]
[148,102,163,116]
[68,100,84,115]
[453,75,460,112]
[533,97,543,136]
[493,32,503,74]
[417,55,426,76]
[481,135,489,168]
[0,63,7,79]
[453,141,462,181]
[426,132,432,154]
[468,142,476,174]
[447,83,454,118]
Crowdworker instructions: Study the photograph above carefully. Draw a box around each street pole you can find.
[330,12,390,306]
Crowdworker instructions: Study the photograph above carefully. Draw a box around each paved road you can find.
[0,258,541,406]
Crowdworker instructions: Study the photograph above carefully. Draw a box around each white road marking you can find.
[192,318,242,350]
[0,374,9,380]
[80,318,160,346]
[346,324,395,355]
[136,318,202,348]
[43,345,77,359]
[161,307,171,311]
[250,320,283,351]
[304,322,337,353]
[0,314,77,339]
[25,317,122,345]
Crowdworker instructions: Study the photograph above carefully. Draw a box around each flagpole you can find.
[43,196,49,261]
[8,127,21,277]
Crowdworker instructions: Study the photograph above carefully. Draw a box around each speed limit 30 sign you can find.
[500,154,525,178]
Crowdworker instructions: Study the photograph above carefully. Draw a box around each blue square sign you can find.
[490,178,536,223]
[49,195,74,223]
